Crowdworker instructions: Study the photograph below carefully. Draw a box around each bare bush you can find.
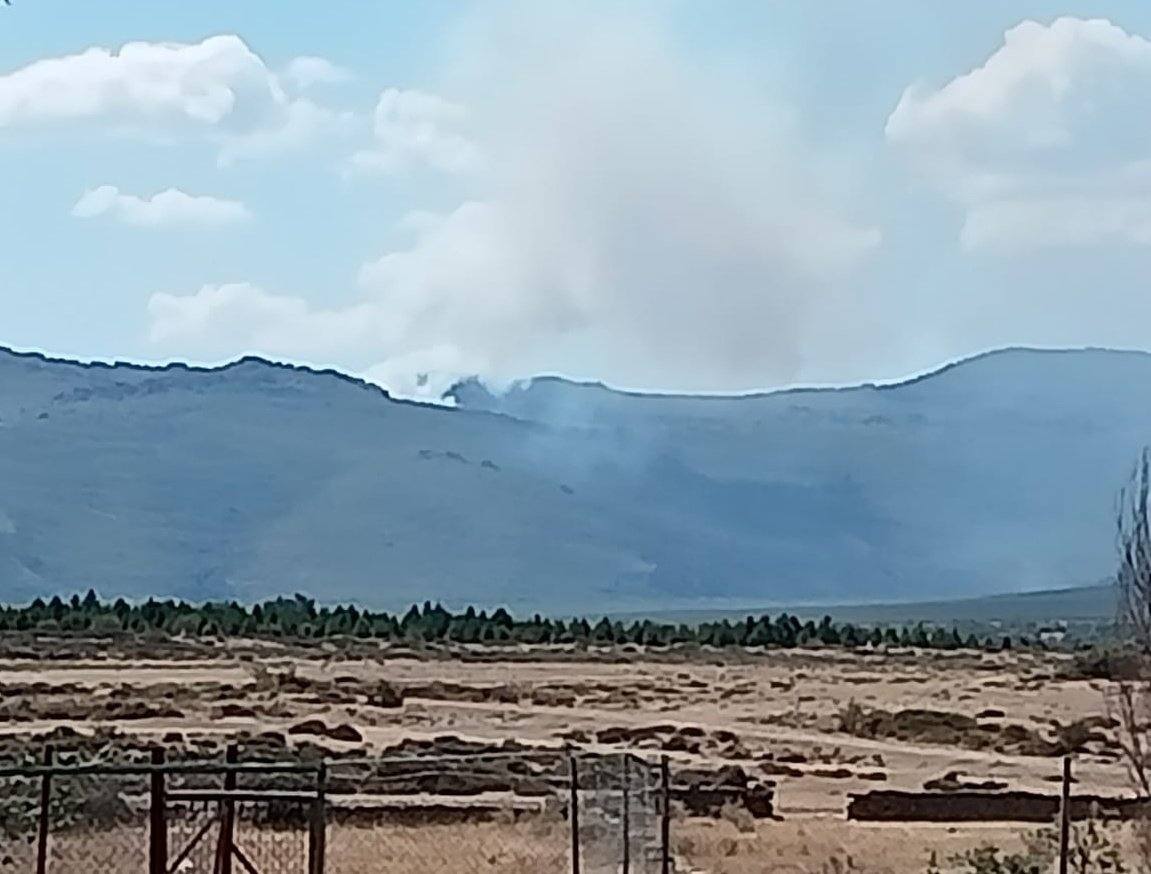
[1114,448,1151,873]
[1119,450,1151,655]
[927,824,1125,874]
[1114,449,1151,801]
[1106,683,1151,798]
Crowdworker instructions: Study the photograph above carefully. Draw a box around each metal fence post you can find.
[218,743,238,874]
[35,746,53,874]
[660,755,671,874]
[569,754,581,874]
[308,760,327,874]
[1058,756,1072,874]
[149,747,168,874]
[621,755,631,874]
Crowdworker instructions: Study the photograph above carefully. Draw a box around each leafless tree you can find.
[1120,449,1151,654]
[1107,682,1151,798]
[1109,449,1151,803]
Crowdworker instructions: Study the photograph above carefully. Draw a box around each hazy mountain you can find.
[0,346,1146,612]
[616,583,1118,628]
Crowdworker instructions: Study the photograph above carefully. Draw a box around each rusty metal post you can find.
[621,755,631,874]
[1058,756,1072,874]
[660,755,671,874]
[149,747,168,874]
[569,754,581,874]
[216,744,238,874]
[308,760,327,874]
[35,746,53,874]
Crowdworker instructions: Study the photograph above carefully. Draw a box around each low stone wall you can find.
[847,791,1149,823]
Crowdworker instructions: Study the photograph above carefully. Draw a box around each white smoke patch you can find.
[145,1,880,396]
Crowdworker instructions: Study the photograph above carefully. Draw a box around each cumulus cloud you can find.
[72,185,251,227]
[147,282,378,362]
[147,3,880,398]
[348,88,479,175]
[284,56,353,90]
[887,17,1151,251]
[0,35,348,163]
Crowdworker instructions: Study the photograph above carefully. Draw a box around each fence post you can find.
[621,755,631,874]
[149,747,168,874]
[35,746,53,874]
[218,743,238,874]
[569,754,581,874]
[308,760,327,874]
[660,755,671,874]
[1058,755,1072,874]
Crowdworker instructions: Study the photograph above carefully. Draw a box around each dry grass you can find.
[674,819,1032,874]
[2,819,572,874]
[12,815,1141,874]
[327,820,569,874]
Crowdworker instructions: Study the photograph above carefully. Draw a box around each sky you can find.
[3,0,1151,400]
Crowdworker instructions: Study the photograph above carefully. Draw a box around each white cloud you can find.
[146,3,880,398]
[217,98,352,166]
[0,35,348,163]
[147,283,377,361]
[887,17,1151,251]
[72,185,251,227]
[348,88,479,175]
[284,56,353,90]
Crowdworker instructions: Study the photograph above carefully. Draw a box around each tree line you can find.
[0,590,1032,651]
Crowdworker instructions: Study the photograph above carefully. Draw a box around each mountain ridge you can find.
[7,342,1151,405]
[0,344,1147,612]
[613,582,1118,626]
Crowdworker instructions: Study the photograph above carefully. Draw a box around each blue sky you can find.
[3,1,1151,398]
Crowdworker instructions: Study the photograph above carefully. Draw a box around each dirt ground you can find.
[0,639,1134,871]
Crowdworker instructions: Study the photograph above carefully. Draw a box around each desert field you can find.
[0,637,1135,872]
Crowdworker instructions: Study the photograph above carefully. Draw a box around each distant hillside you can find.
[0,346,1148,612]
[619,583,1119,627]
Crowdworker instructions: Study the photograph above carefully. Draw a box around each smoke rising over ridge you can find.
[146,2,881,400]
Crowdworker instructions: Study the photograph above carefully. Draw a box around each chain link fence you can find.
[0,755,149,874]
[576,753,665,874]
[323,750,666,873]
[165,796,313,874]
[0,768,42,872]
[165,798,221,873]
[0,749,670,874]
[325,749,568,874]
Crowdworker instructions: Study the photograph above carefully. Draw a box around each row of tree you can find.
[0,590,1032,651]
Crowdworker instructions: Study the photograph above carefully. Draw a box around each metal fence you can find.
[573,753,666,874]
[0,748,671,874]
[0,748,321,874]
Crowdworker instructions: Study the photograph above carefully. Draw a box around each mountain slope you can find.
[618,583,1118,627]
[0,346,1146,611]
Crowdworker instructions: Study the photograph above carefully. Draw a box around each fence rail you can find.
[0,747,672,874]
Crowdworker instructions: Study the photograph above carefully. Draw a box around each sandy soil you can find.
[0,640,1134,871]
